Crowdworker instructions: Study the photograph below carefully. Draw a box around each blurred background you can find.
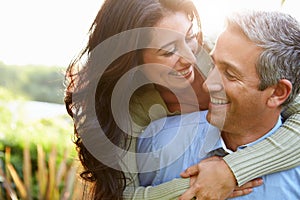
[0,0,298,199]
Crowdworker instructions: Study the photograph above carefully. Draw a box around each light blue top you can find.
[137,111,300,199]
[137,111,219,185]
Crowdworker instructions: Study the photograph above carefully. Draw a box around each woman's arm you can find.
[179,94,300,199]
[123,178,189,200]
[122,131,190,200]
[224,94,300,186]
[125,85,190,199]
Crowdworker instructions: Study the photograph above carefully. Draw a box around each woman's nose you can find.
[178,43,197,65]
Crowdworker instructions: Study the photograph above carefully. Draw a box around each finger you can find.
[178,187,197,200]
[228,188,253,198]
[180,156,223,178]
[180,165,199,178]
[235,178,263,190]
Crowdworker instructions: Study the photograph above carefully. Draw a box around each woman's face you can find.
[141,12,200,91]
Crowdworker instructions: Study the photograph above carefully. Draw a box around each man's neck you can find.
[221,114,281,151]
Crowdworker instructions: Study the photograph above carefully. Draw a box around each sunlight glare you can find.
[0,0,298,66]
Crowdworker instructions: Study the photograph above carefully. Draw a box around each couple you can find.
[137,10,300,199]
[64,0,300,199]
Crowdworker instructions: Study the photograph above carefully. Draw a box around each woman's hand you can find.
[179,156,263,200]
[228,178,263,198]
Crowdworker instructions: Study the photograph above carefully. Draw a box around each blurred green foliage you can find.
[0,86,75,169]
[0,62,65,104]
[0,83,78,199]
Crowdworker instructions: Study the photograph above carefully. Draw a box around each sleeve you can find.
[130,99,151,135]
[123,178,189,200]
[136,134,159,187]
[124,113,191,199]
[124,132,190,200]
[223,94,300,186]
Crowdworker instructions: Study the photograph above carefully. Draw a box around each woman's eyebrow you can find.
[156,41,175,53]
[156,22,193,53]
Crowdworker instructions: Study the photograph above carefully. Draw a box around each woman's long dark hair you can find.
[64,0,201,199]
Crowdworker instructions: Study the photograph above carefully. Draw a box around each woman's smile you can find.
[168,65,193,78]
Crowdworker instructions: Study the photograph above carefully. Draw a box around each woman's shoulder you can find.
[130,84,166,110]
[131,84,160,100]
[129,84,170,134]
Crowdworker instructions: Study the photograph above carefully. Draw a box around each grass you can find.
[0,86,84,199]
[1,145,83,200]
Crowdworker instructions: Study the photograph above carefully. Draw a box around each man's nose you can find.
[203,66,223,93]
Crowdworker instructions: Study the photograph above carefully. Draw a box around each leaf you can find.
[7,163,27,199]
[0,164,18,200]
[23,142,32,199]
[56,149,68,187]
[37,145,48,199]
[46,146,58,200]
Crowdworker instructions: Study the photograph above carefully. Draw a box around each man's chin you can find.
[206,112,226,130]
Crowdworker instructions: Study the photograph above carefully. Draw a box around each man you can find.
[137,10,300,199]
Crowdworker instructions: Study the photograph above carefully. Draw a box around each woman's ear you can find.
[267,79,292,108]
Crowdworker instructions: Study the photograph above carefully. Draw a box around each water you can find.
[8,101,67,121]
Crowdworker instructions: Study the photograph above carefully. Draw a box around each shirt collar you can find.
[205,116,283,154]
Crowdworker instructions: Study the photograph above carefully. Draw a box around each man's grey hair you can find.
[226,10,300,106]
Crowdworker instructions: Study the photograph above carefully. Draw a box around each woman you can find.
[64,0,300,199]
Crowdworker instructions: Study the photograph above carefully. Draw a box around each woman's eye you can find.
[163,48,177,57]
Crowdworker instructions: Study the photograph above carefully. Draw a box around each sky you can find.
[0,0,298,67]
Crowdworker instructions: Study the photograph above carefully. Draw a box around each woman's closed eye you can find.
[162,47,177,57]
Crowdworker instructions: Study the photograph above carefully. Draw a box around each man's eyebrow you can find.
[211,54,241,73]
[222,61,241,73]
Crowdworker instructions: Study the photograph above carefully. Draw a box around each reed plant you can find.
[0,145,83,200]
[0,87,83,199]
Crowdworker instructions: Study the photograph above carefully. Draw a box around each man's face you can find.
[204,24,273,134]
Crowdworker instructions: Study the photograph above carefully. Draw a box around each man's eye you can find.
[224,71,237,80]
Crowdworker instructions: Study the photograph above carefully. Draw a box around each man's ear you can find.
[267,79,292,108]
